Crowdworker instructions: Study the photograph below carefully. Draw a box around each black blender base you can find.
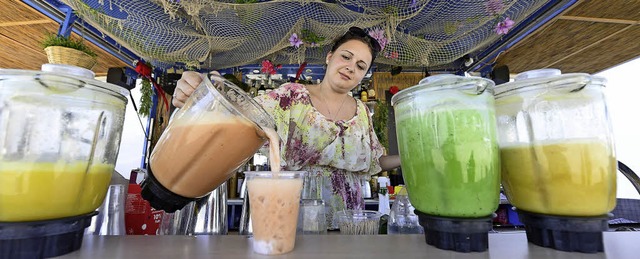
[140,167,196,213]
[415,211,493,253]
[0,212,97,259]
[517,210,609,253]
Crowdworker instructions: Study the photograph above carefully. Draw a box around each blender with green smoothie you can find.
[391,75,500,253]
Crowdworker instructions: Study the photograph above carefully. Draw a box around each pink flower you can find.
[289,33,303,48]
[384,51,399,59]
[368,27,385,40]
[261,60,280,75]
[495,17,515,35]
[485,0,505,15]
[377,37,388,51]
[367,27,387,51]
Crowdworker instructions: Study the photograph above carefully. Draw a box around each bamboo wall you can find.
[496,0,640,74]
[372,72,424,102]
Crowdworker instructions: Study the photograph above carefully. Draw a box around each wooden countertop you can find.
[55,231,639,258]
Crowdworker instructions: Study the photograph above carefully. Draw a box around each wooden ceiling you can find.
[0,1,638,77]
[496,0,640,74]
[0,1,129,77]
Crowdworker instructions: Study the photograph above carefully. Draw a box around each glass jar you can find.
[391,74,500,218]
[0,64,128,222]
[143,74,276,212]
[494,69,616,216]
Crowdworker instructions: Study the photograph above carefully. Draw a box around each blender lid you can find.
[0,64,129,101]
[390,74,494,106]
[494,68,607,98]
[42,63,95,79]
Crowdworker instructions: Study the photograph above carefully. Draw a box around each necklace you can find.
[319,85,349,121]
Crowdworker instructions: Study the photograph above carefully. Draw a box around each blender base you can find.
[0,211,97,259]
[517,209,609,253]
[140,167,197,213]
[415,210,492,253]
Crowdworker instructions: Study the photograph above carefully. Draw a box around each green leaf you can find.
[372,100,389,150]
[444,22,458,35]
[301,29,324,45]
[139,78,153,117]
[41,33,97,57]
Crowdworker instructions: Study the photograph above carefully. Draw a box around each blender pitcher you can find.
[391,75,500,252]
[494,69,616,253]
[142,74,275,212]
[0,64,128,258]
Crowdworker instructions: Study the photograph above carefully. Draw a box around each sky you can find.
[597,57,640,199]
[113,85,147,180]
[112,57,640,199]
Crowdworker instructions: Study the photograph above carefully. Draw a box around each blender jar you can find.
[0,64,128,222]
[391,74,500,252]
[143,74,275,212]
[0,64,128,258]
[494,69,616,253]
[494,69,616,216]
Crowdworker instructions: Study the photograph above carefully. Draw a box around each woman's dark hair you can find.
[330,27,381,68]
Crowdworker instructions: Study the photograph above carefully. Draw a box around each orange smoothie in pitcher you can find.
[150,111,267,198]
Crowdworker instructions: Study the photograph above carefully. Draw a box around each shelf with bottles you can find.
[243,74,286,97]
[351,78,378,103]
[225,151,270,199]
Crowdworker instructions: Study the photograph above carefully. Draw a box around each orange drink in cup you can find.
[245,171,305,255]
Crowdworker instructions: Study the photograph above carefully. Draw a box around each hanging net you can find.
[60,0,549,70]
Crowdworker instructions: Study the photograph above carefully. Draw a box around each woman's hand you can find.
[379,155,401,172]
[172,71,221,108]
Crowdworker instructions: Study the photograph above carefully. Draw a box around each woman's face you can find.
[324,39,372,94]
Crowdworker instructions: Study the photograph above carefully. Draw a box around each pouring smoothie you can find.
[142,74,278,212]
[150,111,267,198]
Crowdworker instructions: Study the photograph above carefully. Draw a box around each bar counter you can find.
[56,231,639,258]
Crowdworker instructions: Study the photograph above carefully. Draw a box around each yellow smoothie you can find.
[500,140,616,216]
[0,162,113,222]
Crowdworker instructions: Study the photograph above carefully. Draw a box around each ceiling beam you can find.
[0,33,46,54]
[467,0,579,73]
[543,24,636,68]
[21,0,139,68]
[0,19,54,27]
[558,15,639,25]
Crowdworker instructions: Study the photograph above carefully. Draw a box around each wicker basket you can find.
[44,46,97,70]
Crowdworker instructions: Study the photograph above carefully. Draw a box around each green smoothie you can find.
[395,103,500,218]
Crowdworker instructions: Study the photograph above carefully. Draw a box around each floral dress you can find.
[254,83,384,229]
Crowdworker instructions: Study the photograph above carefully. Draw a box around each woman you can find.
[173,27,401,228]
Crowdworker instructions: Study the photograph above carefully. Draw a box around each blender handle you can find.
[169,108,180,122]
[618,161,640,195]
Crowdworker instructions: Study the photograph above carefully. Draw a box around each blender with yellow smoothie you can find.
[494,69,617,253]
[0,64,128,258]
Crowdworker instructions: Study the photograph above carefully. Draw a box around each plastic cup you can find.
[297,199,327,235]
[336,210,382,235]
[245,171,305,255]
